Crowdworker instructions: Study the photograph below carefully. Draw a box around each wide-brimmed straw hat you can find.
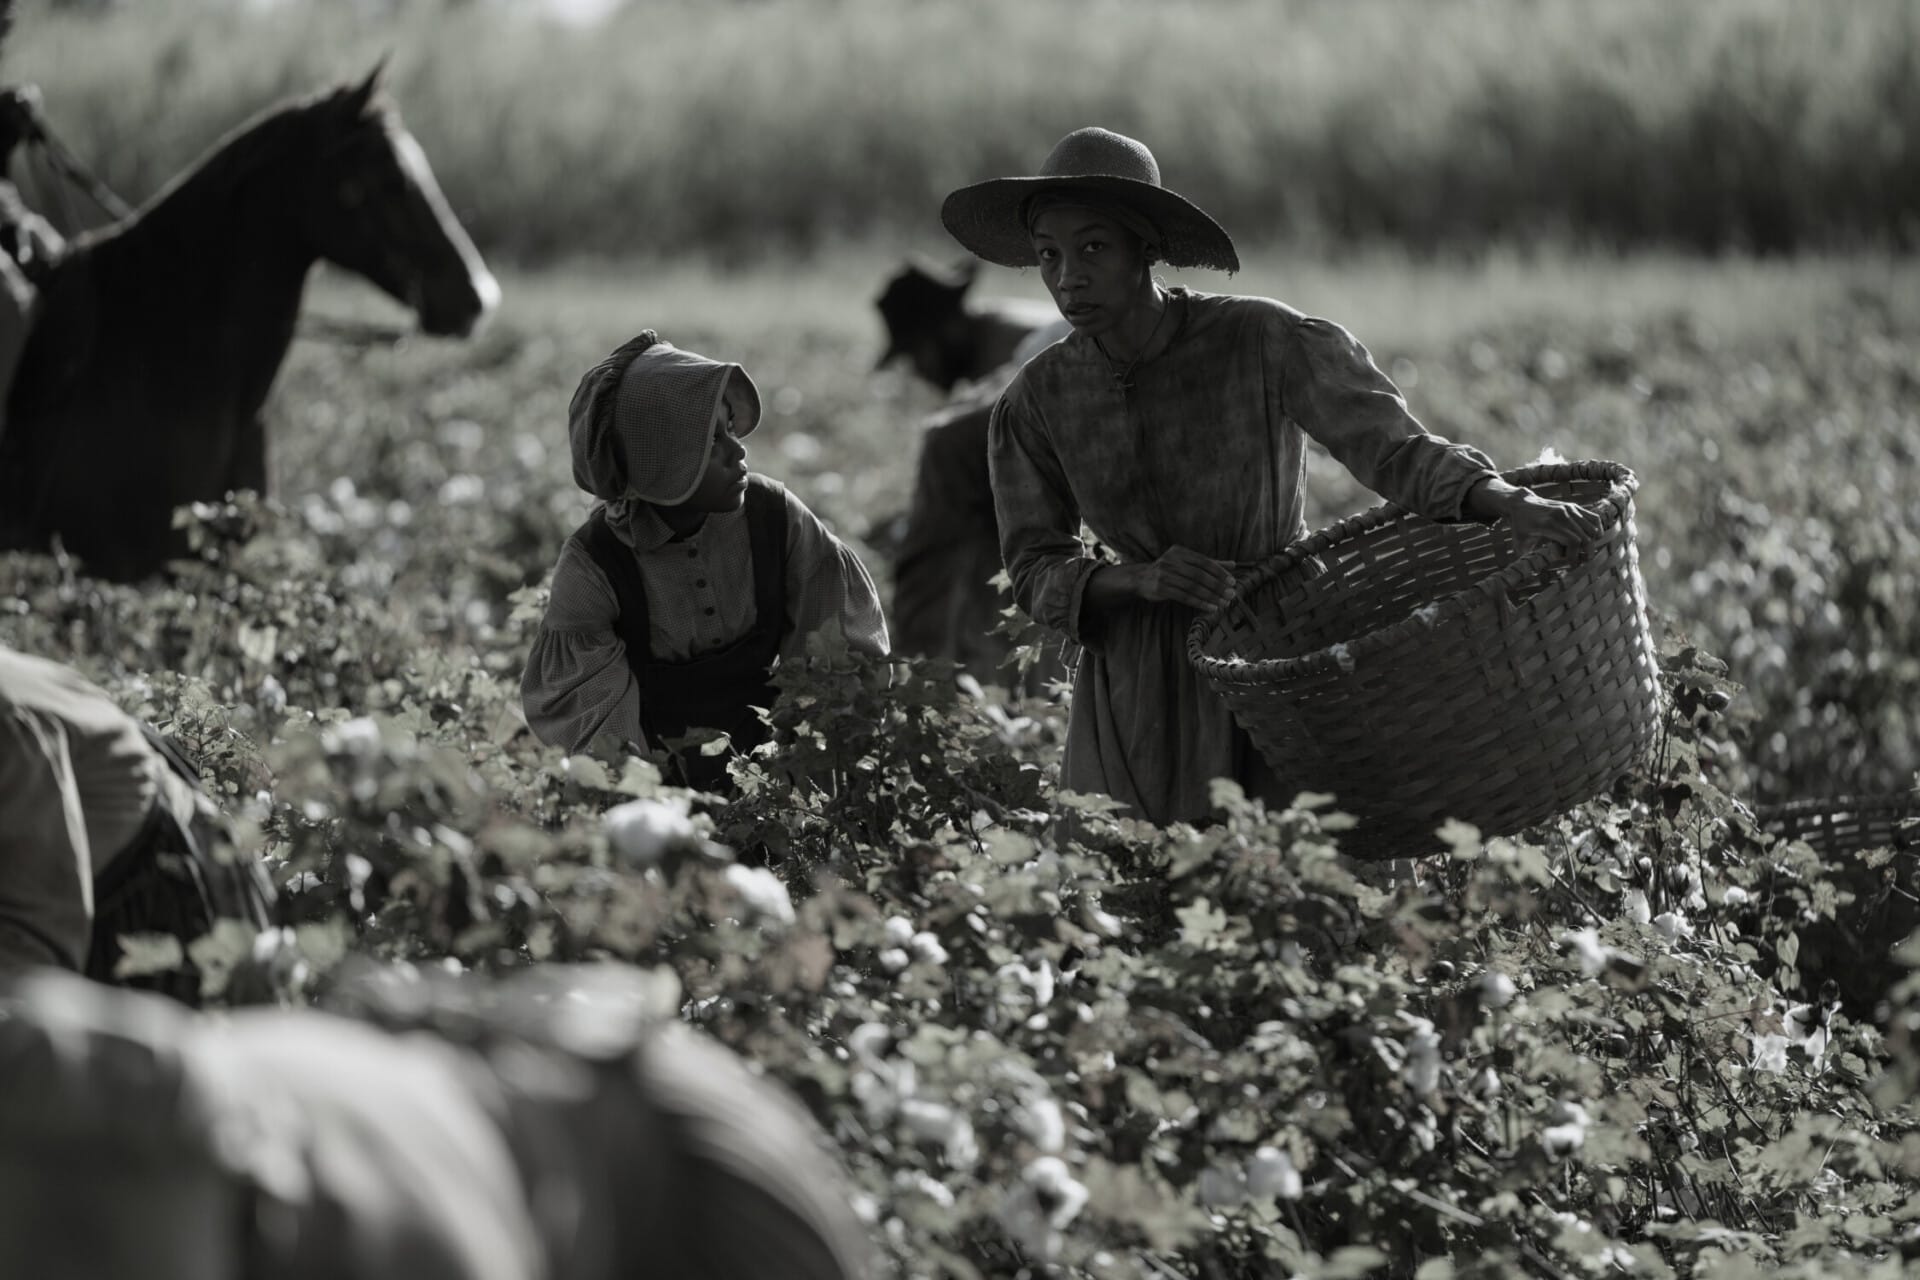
[940,127,1239,273]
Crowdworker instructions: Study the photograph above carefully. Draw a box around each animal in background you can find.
[0,65,498,581]
[873,254,1054,391]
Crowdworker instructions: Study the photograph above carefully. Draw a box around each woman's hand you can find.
[1465,477,1605,553]
[1090,545,1237,613]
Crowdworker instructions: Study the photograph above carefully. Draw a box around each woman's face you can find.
[1029,206,1152,338]
[675,380,753,514]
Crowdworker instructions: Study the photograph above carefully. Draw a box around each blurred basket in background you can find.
[1757,792,1920,856]
[1189,460,1660,859]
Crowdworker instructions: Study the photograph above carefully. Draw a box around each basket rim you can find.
[1187,460,1640,686]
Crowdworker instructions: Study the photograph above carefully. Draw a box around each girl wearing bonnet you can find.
[521,331,888,787]
[940,128,1602,827]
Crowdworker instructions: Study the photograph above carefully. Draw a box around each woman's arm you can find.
[987,390,1111,643]
[1281,311,1599,548]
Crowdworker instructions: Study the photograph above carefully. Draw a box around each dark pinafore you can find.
[570,474,788,790]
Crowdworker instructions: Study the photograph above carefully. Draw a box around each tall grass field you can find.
[7,0,1918,261]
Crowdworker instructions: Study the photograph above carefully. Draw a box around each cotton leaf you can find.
[111,932,185,979]
[1175,897,1229,949]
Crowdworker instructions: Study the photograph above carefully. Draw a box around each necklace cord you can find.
[1097,288,1174,392]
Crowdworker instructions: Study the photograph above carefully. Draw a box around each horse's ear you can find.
[346,56,390,115]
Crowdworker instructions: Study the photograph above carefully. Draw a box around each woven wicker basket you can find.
[1757,792,1920,857]
[1188,460,1661,859]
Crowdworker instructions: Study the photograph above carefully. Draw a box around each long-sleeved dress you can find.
[521,484,890,754]
[988,289,1500,826]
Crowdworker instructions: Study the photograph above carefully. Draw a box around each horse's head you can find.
[302,65,500,338]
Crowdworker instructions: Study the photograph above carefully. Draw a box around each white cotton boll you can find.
[1540,1100,1591,1157]
[1652,911,1693,943]
[847,1022,891,1067]
[1030,959,1055,1006]
[1328,642,1356,674]
[1531,445,1569,466]
[1412,603,1442,627]
[1785,1003,1832,1064]
[603,797,695,867]
[852,1072,899,1126]
[1197,1163,1248,1207]
[897,1169,956,1210]
[1016,1096,1067,1153]
[1480,971,1517,1010]
[1473,1066,1502,1099]
[1560,926,1611,977]
[1025,1157,1090,1227]
[1624,889,1652,925]
[1078,898,1124,940]
[944,1115,980,1170]
[997,960,1056,1010]
[247,927,310,991]
[998,1158,1088,1259]
[258,674,288,715]
[883,915,915,948]
[1404,1026,1442,1096]
[322,716,383,757]
[909,931,949,966]
[1245,1146,1303,1200]
[900,1098,962,1144]
[1721,886,1750,907]
[723,864,796,925]
[879,948,910,974]
[1750,1032,1790,1075]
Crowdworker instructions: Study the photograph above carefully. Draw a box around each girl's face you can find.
[675,380,752,514]
[1029,206,1153,339]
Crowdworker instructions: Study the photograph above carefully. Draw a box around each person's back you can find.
[0,646,272,997]
[891,319,1070,686]
[0,964,877,1280]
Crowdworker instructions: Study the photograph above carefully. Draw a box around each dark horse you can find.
[0,66,497,580]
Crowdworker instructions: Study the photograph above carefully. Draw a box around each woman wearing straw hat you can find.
[941,127,1601,826]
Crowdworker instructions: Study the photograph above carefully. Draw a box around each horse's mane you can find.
[131,74,392,225]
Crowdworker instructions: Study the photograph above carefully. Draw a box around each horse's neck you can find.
[96,169,316,407]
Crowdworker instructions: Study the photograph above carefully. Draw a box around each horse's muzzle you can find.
[419,262,501,338]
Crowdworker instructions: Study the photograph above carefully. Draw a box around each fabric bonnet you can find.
[568,333,762,506]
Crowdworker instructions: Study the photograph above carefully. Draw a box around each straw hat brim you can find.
[941,175,1239,273]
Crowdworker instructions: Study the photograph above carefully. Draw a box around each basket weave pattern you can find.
[1189,461,1661,858]
[1758,793,1920,857]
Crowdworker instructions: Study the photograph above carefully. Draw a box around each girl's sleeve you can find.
[779,489,891,660]
[988,384,1100,645]
[1277,312,1499,521]
[519,540,647,753]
